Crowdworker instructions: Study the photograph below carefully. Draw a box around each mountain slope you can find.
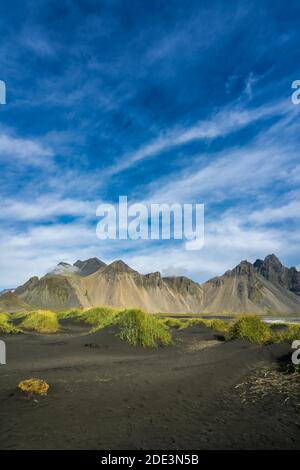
[10,259,204,313]
[202,260,300,314]
[68,262,204,313]
[16,275,81,310]
[254,254,300,296]
[5,254,300,315]
[0,291,32,313]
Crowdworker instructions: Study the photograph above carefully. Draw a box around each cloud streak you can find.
[0,132,53,167]
[105,100,289,176]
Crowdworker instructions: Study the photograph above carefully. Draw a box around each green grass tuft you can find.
[161,317,191,329]
[10,311,27,321]
[0,312,21,334]
[226,314,271,343]
[20,310,59,333]
[183,318,207,328]
[271,323,300,343]
[205,319,229,334]
[79,307,119,326]
[58,306,120,331]
[161,316,229,333]
[57,308,84,320]
[293,363,300,374]
[117,309,172,347]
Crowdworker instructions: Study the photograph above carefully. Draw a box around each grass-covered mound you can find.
[57,308,84,320]
[58,306,120,330]
[0,313,21,334]
[79,307,120,330]
[162,316,229,333]
[271,323,300,343]
[226,314,271,343]
[60,307,172,346]
[205,319,229,334]
[10,311,27,321]
[117,309,172,347]
[20,310,59,333]
[161,317,191,329]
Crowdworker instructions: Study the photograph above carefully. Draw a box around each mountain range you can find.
[1,254,300,315]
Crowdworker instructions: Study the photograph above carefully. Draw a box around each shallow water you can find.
[160,314,300,324]
[203,315,300,324]
[262,316,300,324]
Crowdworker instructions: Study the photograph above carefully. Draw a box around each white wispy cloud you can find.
[141,102,299,206]
[126,233,281,281]
[0,196,97,221]
[105,100,288,176]
[143,144,293,205]
[125,210,297,283]
[244,72,258,98]
[0,132,53,166]
[249,201,300,224]
[0,212,288,288]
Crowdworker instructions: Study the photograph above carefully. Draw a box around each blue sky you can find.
[0,0,300,288]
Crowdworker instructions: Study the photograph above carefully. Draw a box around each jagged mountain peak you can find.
[225,260,256,277]
[73,257,106,276]
[264,253,282,263]
[47,258,106,277]
[103,260,137,274]
[48,263,79,276]
[254,254,284,271]
[235,259,253,271]
[259,254,283,267]
[74,257,104,267]
[254,254,285,279]
[254,253,300,296]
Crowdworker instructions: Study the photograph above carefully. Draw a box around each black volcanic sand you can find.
[0,322,299,450]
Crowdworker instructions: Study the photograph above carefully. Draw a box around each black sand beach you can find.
[0,323,299,450]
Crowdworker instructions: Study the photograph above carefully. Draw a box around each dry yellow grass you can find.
[0,312,21,334]
[20,310,59,333]
[18,378,49,395]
